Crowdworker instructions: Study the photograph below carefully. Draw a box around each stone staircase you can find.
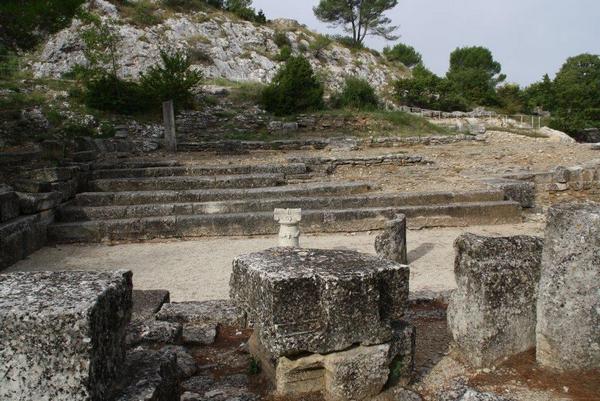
[48,160,523,243]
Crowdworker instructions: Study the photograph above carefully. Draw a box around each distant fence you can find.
[398,106,548,130]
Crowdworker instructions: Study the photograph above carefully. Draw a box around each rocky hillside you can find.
[32,0,408,95]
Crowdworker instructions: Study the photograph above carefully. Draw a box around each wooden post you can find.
[162,100,177,153]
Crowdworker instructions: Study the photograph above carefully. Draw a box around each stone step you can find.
[57,190,505,222]
[73,182,372,207]
[90,163,308,180]
[88,173,287,192]
[93,160,180,170]
[48,201,522,243]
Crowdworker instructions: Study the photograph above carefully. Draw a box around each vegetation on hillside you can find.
[383,43,422,68]
[260,56,325,116]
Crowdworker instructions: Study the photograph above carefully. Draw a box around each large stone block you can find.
[536,202,600,371]
[0,270,133,401]
[231,248,409,357]
[448,233,543,368]
[375,214,408,264]
[0,184,20,222]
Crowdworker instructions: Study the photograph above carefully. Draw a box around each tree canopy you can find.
[313,0,399,45]
[549,54,600,133]
[446,46,506,106]
[383,43,422,68]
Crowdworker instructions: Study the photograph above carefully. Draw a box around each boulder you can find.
[0,270,132,401]
[231,248,409,357]
[536,202,600,371]
[448,234,543,368]
[538,127,576,144]
[375,214,408,264]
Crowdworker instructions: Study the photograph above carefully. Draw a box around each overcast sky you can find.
[252,0,600,86]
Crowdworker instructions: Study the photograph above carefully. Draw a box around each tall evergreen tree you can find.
[313,0,399,45]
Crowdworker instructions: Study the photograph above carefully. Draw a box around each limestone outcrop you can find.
[32,1,407,94]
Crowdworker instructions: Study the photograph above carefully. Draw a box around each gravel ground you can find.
[7,222,543,302]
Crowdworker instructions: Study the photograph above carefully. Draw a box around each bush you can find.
[140,50,203,109]
[274,31,290,48]
[84,74,151,114]
[275,45,292,62]
[332,35,364,51]
[383,43,422,68]
[309,35,331,58]
[130,0,162,27]
[260,56,324,116]
[331,77,379,110]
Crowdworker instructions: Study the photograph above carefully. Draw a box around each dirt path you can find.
[7,222,543,301]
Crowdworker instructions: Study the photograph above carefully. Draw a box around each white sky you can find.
[252,0,600,86]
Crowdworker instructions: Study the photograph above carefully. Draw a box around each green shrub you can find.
[84,74,151,114]
[274,31,290,48]
[130,0,162,27]
[225,0,265,23]
[140,50,203,109]
[383,43,422,67]
[309,35,331,58]
[260,56,324,116]
[58,123,96,139]
[275,45,292,62]
[332,77,379,110]
[332,35,364,51]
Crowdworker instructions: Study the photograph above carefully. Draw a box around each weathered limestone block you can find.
[125,320,182,346]
[0,270,132,401]
[536,202,600,371]
[17,191,62,214]
[156,299,245,345]
[26,166,79,183]
[116,348,179,401]
[484,178,536,208]
[375,214,408,264]
[231,248,409,357]
[448,233,543,368]
[0,184,20,222]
